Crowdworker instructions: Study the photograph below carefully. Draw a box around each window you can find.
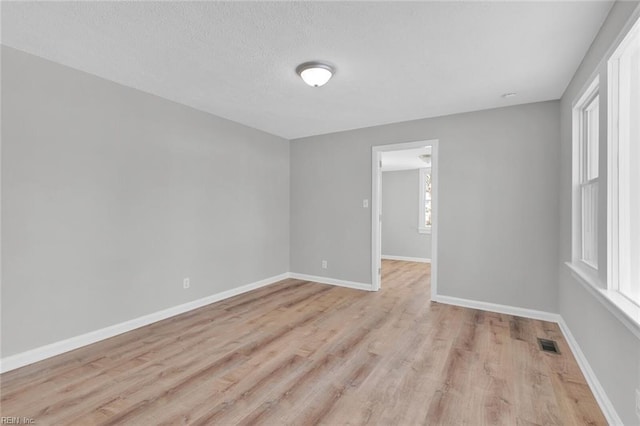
[608,16,640,306]
[418,168,432,233]
[572,77,600,271]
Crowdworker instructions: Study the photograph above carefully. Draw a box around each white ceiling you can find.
[381,147,432,172]
[1,1,613,140]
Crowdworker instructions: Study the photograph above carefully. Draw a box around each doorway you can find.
[371,140,438,299]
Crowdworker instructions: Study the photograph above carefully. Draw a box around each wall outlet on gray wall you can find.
[321,260,327,269]
[183,278,190,289]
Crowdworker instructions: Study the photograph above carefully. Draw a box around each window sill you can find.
[565,261,640,340]
[418,227,431,234]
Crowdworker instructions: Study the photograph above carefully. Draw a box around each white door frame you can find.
[371,139,439,299]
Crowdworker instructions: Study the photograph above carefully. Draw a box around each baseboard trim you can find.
[381,255,431,263]
[556,318,622,426]
[431,294,561,323]
[432,293,621,424]
[0,277,622,425]
[0,272,289,373]
[289,272,374,292]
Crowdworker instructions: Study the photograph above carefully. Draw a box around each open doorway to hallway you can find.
[371,140,438,298]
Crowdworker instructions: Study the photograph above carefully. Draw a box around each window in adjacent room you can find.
[608,15,640,306]
[572,77,600,272]
[418,168,432,233]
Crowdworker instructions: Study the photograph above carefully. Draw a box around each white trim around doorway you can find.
[372,139,439,297]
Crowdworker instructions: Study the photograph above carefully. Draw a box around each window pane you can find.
[584,96,599,181]
[581,181,598,268]
[425,172,432,227]
[572,76,599,271]
[617,31,640,303]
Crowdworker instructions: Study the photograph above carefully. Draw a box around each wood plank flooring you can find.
[0,260,606,425]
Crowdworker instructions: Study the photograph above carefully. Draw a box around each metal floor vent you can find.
[537,338,560,354]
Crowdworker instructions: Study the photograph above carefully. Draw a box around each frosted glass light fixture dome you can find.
[296,61,334,87]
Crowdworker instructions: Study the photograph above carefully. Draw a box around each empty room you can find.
[1,1,640,425]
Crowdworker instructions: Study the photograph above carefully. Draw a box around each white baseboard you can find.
[381,255,431,263]
[556,318,622,426]
[289,272,374,292]
[0,275,622,425]
[0,272,289,373]
[432,293,621,424]
[431,294,561,323]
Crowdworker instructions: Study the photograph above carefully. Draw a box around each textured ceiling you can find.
[1,1,613,139]
[381,147,431,172]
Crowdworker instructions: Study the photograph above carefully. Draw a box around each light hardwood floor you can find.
[1,260,605,425]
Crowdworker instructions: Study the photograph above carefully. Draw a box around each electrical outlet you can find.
[635,388,640,420]
[321,260,328,269]
[363,199,369,208]
[183,278,190,289]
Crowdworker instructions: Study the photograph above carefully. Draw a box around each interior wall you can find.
[3,11,637,420]
[1,46,291,357]
[290,100,560,312]
[381,169,431,260]
[557,2,640,423]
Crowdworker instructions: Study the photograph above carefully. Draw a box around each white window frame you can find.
[608,15,640,308]
[418,167,431,234]
[566,12,640,341]
[571,76,600,280]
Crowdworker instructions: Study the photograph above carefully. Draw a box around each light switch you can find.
[363,199,369,208]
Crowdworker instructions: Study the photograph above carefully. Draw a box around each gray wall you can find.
[381,170,431,260]
[558,2,640,423]
[291,101,560,312]
[3,10,638,420]
[1,46,290,357]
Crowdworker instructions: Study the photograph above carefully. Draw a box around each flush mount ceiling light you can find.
[296,61,334,87]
